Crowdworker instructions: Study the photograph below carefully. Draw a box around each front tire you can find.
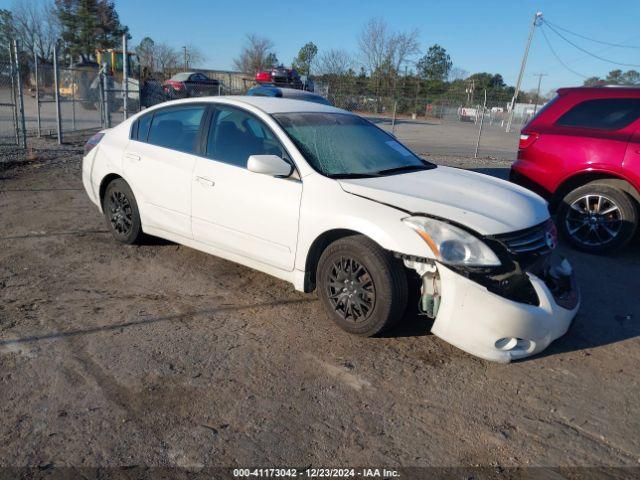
[102,178,144,245]
[316,235,408,336]
[557,182,638,254]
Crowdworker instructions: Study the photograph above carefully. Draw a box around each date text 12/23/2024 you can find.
[233,468,400,478]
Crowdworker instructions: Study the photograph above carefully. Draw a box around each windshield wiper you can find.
[375,164,434,176]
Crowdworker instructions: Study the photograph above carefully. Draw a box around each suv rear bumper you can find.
[510,164,554,202]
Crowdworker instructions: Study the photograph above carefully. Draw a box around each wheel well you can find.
[303,229,361,293]
[98,174,123,210]
[552,173,640,211]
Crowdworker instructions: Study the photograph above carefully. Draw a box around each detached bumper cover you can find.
[431,262,579,363]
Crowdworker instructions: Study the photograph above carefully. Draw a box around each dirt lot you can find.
[1,137,639,475]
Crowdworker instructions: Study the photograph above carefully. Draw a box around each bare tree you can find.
[357,17,420,107]
[11,0,59,61]
[357,17,389,76]
[389,29,420,73]
[358,18,419,73]
[316,49,353,76]
[448,67,468,82]
[154,42,180,73]
[233,34,276,73]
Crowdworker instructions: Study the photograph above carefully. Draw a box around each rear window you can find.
[171,72,191,81]
[556,98,640,130]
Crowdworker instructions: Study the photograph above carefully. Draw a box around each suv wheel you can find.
[316,235,408,336]
[557,182,638,254]
[102,178,144,245]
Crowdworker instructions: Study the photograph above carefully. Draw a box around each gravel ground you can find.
[1,137,639,476]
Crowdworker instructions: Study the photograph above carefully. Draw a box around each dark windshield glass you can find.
[273,112,433,177]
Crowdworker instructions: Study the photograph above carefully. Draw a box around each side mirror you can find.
[247,155,293,177]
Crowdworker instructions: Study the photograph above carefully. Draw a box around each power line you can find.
[544,21,640,67]
[543,19,640,49]
[539,25,588,78]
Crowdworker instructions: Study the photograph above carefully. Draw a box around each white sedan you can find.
[82,96,579,362]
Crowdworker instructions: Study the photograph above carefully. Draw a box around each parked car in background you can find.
[163,72,220,99]
[458,106,478,122]
[255,66,303,89]
[247,85,331,105]
[510,86,640,254]
[82,96,578,363]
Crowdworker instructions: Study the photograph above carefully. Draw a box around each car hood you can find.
[338,166,549,235]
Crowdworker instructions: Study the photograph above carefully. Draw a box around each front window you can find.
[207,106,287,168]
[273,112,434,178]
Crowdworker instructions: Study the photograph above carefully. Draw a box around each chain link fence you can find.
[0,45,27,149]
[316,84,537,161]
[4,35,537,162]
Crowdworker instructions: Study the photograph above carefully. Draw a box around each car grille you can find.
[493,221,551,256]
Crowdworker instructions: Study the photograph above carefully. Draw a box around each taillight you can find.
[167,80,184,90]
[255,71,271,83]
[84,132,104,155]
[519,132,539,149]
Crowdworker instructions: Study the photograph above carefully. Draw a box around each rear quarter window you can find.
[556,98,640,130]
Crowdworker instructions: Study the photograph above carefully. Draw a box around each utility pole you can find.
[506,11,542,133]
[532,73,547,115]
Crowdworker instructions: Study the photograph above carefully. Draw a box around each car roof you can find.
[230,95,341,113]
[142,95,345,115]
[248,85,331,103]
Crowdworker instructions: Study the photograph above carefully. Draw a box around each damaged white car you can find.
[82,97,579,362]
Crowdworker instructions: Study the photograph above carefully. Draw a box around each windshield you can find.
[273,112,434,177]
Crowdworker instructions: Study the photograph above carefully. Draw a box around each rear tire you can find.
[102,178,144,245]
[316,235,408,336]
[557,182,638,254]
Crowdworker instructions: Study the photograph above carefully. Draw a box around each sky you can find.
[4,0,640,92]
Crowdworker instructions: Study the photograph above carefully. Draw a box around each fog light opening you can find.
[495,337,532,352]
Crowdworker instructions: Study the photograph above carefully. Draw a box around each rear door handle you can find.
[124,153,141,162]
[196,176,215,187]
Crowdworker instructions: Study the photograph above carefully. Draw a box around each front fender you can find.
[295,176,433,272]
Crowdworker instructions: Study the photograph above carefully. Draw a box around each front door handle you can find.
[124,153,141,162]
[196,176,215,187]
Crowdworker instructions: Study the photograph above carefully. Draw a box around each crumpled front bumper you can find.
[430,261,579,363]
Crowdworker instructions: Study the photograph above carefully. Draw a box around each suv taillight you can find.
[519,132,539,149]
[84,132,104,155]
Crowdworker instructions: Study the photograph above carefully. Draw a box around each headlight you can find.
[402,216,501,267]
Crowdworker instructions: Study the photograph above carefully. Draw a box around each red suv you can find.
[510,86,640,253]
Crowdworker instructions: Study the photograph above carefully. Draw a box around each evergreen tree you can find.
[55,0,128,61]
[292,42,318,76]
